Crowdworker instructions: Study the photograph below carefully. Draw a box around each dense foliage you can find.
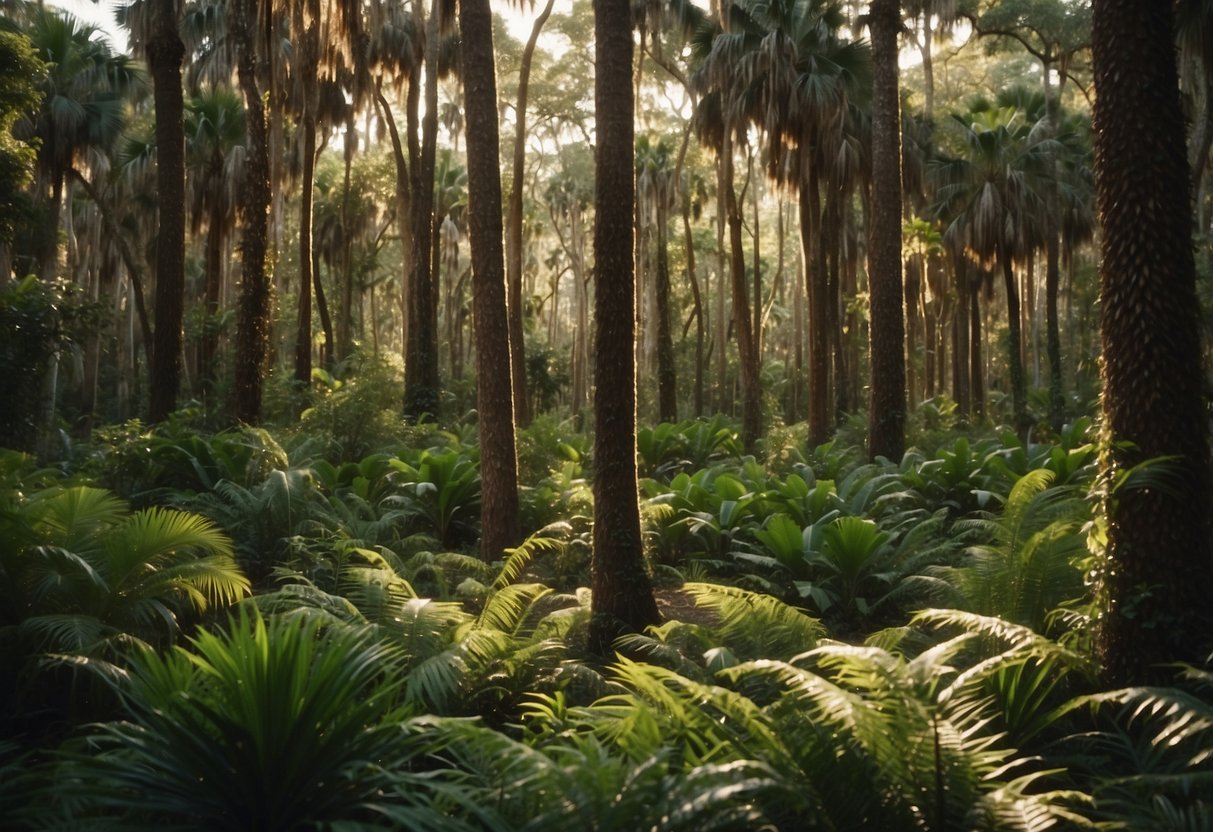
[0,414,1209,829]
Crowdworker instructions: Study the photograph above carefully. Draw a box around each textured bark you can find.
[505,0,555,428]
[460,0,521,561]
[147,0,186,423]
[802,177,830,446]
[1092,0,1213,684]
[375,87,413,373]
[293,7,319,386]
[589,0,660,655]
[866,0,906,461]
[404,0,441,420]
[231,0,272,425]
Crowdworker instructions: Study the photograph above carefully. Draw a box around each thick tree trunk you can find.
[147,0,186,423]
[866,0,906,461]
[802,178,830,446]
[1092,0,1213,684]
[589,0,660,655]
[460,0,521,561]
[404,0,442,420]
[231,0,272,425]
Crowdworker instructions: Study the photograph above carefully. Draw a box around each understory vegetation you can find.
[2,406,1209,831]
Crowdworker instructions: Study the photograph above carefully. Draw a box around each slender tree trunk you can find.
[969,279,983,419]
[294,38,318,386]
[313,249,333,369]
[722,132,761,450]
[867,0,906,461]
[504,1,554,428]
[952,253,970,415]
[148,0,186,423]
[683,203,705,417]
[802,175,829,446]
[231,0,272,425]
[1001,252,1028,435]
[459,0,520,560]
[655,192,677,422]
[589,0,660,654]
[1092,0,1213,684]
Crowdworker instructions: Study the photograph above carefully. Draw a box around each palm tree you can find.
[0,485,248,720]
[15,10,138,281]
[590,0,661,654]
[230,0,272,424]
[691,0,869,448]
[1090,0,1213,684]
[930,100,1052,434]
[866,0,906,461]
[458,0,521,562]
[184,86,244,400]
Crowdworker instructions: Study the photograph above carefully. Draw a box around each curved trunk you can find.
[682,202,704,417]
[148,0,187,423]
[589,0,659,654]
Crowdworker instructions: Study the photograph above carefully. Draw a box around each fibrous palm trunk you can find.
[459,0,521,561]
[231,0,272,425]
[866,0,906,461]
[589,0,660,655]
[1092,0,1213,684]
[147,0,186,423]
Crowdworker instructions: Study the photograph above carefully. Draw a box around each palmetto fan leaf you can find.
[65,610,472,831]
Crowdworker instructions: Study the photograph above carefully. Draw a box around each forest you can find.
[1,0,1211,827]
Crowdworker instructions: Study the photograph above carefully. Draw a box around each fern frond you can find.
[684,582,825,660]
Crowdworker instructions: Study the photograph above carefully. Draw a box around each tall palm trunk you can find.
[589,0,660,655]
[459,0,520,560]
[147,0,186,423]
[294,7,320,387]
[404,0,441,419]
[866,0,906,461]
[1091,0,1213,684]
[802,171,830,446]
[231,0,272,425]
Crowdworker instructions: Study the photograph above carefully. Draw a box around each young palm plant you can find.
[1,485,247,727]
[59,610,482,831]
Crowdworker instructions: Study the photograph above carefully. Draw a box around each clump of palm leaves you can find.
[0,484,247,732]
[53,610,488,831]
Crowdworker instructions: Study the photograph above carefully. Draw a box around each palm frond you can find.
[684,581,825,660]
